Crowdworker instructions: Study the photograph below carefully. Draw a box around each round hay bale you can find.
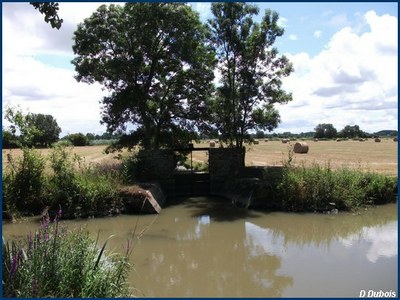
[264,139,269,142]
[336,138,341,142]
[393,137,398,142]
[359,138,365,142]
[374,138,381,143]
[209,141,216,148]
[293,142,309,154]
[253,140,259,145]
[282,138,288,144]
[314,138,319,142]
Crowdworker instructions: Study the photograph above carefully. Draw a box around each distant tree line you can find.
[3,107,396,149]
[252,124,397,140]
[2,107,122,149]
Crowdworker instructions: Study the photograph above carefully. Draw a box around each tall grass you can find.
[46,146,121,218]
[2,210,132,298]
[3,148,46,215]
[277,163,397,212]
[3,145,123,218]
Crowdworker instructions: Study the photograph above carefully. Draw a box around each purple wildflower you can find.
[9,252,20,279]
[41,215,50,230]
[54,205,63,223]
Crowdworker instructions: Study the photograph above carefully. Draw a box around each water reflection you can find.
[2,199,397,297]
[339,222,398,263]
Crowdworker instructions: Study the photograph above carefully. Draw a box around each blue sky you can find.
[2,2,398,136]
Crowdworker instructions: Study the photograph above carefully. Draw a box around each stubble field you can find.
[193,138,398,176]
[2,138,398,176]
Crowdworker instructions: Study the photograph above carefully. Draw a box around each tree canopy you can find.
[72,3,216,150]
[314,123,338,139]
[207,2,293,148]
[338,125,368,138]
[4,107,61,148]
[30,2,63,29]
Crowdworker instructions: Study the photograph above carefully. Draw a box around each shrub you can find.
[67,133,89,146]
[52,140,73,147]
[277,164,398,212]
[3,148,46,215]
[120,154,139,184]
[2,130,19,149]
[2,212,132,297]
[47,145,121,218]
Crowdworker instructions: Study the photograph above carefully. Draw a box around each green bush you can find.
[120,154,139,184]
[3,148,46,215]
[2,145,122,218]
[66,133,89,146]
[183,159,208,172]
[52,140,73,147]
[2,213,132,297]
[47,146,121,218]
[277,164,398,212]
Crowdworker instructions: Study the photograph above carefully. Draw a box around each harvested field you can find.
[190,139,398,176]
[2,145,126,172]
[3,139,397,176]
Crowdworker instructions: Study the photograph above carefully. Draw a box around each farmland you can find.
[3,138,397,176]
[193,138,398,176]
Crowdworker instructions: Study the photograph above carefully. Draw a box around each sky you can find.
[2,2,398,136]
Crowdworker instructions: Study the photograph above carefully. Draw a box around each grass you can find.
[3,146,123,219]
[276,163,397,212]
[2,211,132,298]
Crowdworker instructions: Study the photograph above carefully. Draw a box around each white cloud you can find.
[2,2,110,135]
[288,34,298,41]
[280,10,398,133]
[314,30,322,38]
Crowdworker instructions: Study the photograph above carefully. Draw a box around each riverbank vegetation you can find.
[2,146,123,220]
[276,163,397,212]
[2,211,132,297]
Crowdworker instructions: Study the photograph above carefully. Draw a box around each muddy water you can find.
[3,198,398,297]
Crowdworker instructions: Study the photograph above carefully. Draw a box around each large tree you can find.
[72,3,215,150]
[27,113,61,147]
[4,107,61,148]
[314,123,337,139]
[208,2,293,148]
[338,125,367,138]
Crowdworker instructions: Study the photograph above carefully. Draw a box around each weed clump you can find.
[277,163,397,212]
[3,146,122,219]
[2,209,132,298]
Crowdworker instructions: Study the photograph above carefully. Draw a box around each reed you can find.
[277,163,397,212]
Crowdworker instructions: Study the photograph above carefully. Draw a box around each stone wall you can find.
[209,147,245,194]
[209,147,245,177]
[134,147,246,198]
[135,150,176,181]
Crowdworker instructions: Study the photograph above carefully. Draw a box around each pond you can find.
[2,198,397,297]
